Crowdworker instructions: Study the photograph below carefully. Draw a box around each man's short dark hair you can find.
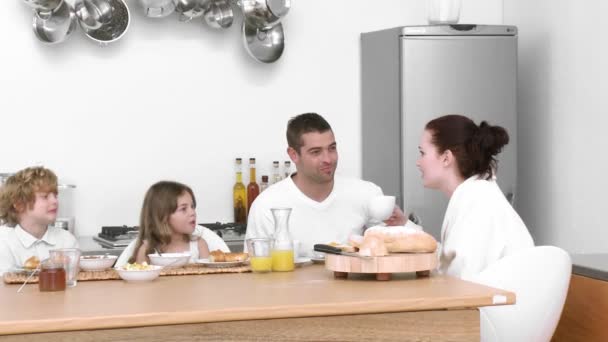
[286,113,333,153]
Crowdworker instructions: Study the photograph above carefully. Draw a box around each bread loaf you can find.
[358,235,388,257]
[364,226,437,253]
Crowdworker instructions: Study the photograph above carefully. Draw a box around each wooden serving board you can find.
[325,252,438,281]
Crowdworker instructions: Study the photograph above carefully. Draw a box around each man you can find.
[245,113,406,257]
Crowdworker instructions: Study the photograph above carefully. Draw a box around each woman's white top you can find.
[438,175,534,281]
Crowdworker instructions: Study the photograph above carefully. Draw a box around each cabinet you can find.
[552,274,608,341]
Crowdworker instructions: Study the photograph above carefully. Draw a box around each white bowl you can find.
[148,252,191,268]
[367,195,396,221]
[116,265,163,282]
[79,255,117,271]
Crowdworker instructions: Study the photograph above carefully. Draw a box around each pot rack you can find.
[22,0,291,63]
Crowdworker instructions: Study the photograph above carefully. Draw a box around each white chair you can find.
[471,246,572,342]
[115,226,230,268]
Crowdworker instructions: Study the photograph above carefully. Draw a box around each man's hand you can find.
[383,206,406,226]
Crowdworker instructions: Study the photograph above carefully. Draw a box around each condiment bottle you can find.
[38,259,66,292]
[233,158,247,224]
[284,160,291,179]
[271,161,281,184]
[246,158,260,213]
[260,175,269,192]
[270,207,294,272]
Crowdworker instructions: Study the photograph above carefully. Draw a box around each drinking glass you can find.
[246,238,272,273]
[49,248,81,287]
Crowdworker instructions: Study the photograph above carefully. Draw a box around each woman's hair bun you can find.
[475,121,509,157]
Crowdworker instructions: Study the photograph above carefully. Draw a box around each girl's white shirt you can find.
[115,226,229,268]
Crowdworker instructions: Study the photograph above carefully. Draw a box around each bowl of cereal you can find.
[148,252,191,268]
[79,255,117,272]
[116,262,163,282]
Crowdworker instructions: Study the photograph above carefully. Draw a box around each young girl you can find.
[417,114,534,280]
[130,181,210,264]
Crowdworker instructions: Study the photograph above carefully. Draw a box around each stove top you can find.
[94,225,139,248]
[98,225,139,240]
[92,223,247,249]
[199,222,247,241]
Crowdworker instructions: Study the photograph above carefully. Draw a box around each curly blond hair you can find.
[0,166,58,226]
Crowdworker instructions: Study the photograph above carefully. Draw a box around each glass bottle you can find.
[233,158,247,224]
[260,175,269,192]
[270,207,294,272]
[247,158,260,213]
[283,160,291,179]
[272,161,281,184]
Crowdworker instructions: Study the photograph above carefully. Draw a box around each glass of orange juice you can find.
[246,238,272,273]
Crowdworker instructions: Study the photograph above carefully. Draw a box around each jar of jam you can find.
[38,259,66,292]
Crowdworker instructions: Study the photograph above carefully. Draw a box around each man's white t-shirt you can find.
[0,225,79,275]
[245,175,383,257]
[438,175,534,281]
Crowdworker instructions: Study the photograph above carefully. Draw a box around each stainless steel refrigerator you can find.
[361,25,517,240]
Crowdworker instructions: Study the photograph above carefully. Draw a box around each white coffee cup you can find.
[367,195,396,221]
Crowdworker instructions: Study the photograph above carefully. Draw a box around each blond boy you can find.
[0,167,78,275]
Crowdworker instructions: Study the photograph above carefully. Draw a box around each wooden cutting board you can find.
[325,252,438,281]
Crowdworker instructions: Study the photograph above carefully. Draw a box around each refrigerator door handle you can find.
[505,191,515,206]
[408,212,422,225]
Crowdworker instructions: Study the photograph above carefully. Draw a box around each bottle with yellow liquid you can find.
[270,207,294,272]
[233,158,247,224]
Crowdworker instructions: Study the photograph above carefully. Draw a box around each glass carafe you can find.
[270,207,294,271]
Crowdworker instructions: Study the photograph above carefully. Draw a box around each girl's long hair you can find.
[129,181,196,263]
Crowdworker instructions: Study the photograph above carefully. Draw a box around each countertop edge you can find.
[572,264,608,282]
[0,295,514,335]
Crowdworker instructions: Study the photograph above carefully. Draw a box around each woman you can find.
[417,115,534,280]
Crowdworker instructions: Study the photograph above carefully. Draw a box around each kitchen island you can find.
[0,265,514,341]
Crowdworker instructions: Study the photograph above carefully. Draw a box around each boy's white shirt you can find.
[0,224,79,275]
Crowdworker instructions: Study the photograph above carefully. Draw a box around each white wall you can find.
[504,1,608,253]
[0,0,501,237]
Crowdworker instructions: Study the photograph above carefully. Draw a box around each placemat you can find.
[3,264,251,284]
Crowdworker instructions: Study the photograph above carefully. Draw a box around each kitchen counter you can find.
[552,253,608,341]
[571,253,608,281]
[77,236,125,257]
[0,265,514,341]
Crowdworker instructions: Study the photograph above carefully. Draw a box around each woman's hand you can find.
[384,206,406,226]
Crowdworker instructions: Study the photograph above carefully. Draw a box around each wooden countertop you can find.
[0,265,514,335]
